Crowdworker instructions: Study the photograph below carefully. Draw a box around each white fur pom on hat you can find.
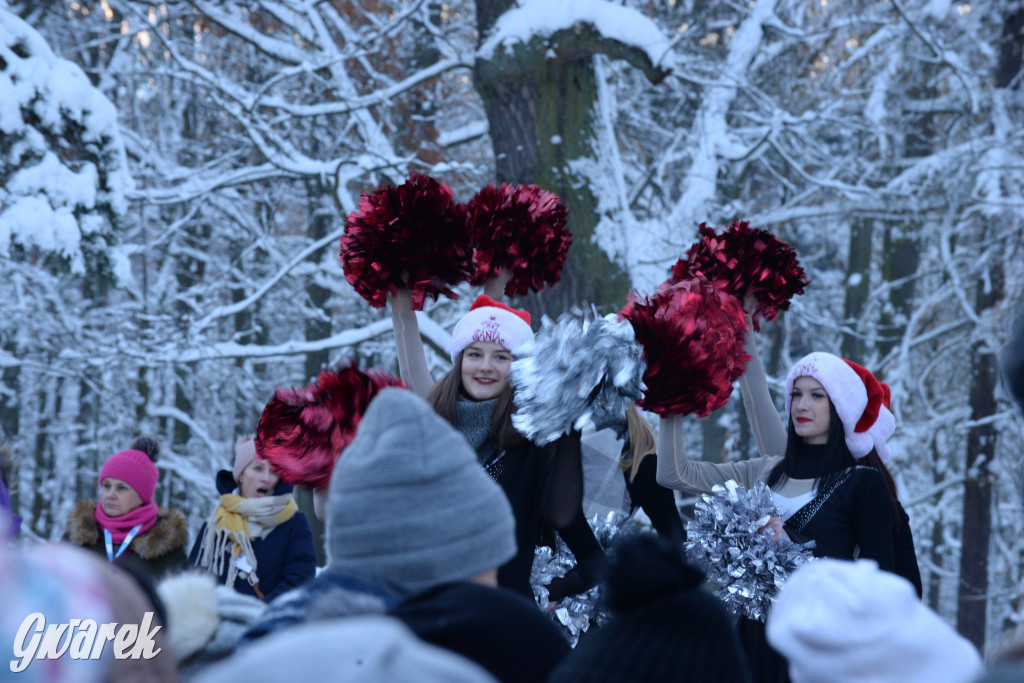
[766,559,982,683]
[449,295,534,364]
[785,352,896,462]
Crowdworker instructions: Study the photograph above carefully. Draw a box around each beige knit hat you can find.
[232,436,258,483]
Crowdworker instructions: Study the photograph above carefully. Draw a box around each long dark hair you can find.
[767,401,903,529]
[426,351,526,452]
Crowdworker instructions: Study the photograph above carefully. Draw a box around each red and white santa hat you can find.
[784,352,895,462]
[450,295,533,363]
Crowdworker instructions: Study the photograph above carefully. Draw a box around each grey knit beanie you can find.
[325,388,516,595]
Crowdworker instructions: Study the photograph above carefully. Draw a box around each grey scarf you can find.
[454,396,500,465]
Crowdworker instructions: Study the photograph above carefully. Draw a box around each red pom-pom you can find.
[340,172,472,310]
[255,363,406,489]
[670,220,809,330]
[620,279,749,417]
[466,183,572,296]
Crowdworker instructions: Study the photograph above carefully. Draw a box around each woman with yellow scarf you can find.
[190,437,316,601]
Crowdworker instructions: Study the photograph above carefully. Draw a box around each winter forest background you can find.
[1,0,1022,655]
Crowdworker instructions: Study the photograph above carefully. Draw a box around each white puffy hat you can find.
[785,352,896,461]
[449,295,533,363]
[766,559,982,683]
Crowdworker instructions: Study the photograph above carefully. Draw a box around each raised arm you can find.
[390,287,435,398]
[655,413,777,493]
[736,320,788,458]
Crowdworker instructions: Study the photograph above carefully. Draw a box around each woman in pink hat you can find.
[392,287,604,602]
[656,305,921,682]
[67,446,188,580]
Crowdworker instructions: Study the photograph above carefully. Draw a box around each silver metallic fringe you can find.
[530,511,631,646]
[511,313,646,445]
[684,480,817,622]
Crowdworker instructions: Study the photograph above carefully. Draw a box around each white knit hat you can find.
[784,352,896,462]
[766,559,982,683]
[450,295,533,364]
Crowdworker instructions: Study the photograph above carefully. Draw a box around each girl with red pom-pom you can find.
[391,272,605,603]
[655,295,921,683]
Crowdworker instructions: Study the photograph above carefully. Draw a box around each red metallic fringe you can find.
[670,220,809,330]
[620,278,749,417]
[466,183,572,297]
[255,363,405,489]
[340,172,472,310]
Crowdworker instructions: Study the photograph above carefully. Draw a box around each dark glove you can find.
[545,568,588,602]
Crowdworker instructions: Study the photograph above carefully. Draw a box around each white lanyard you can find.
[104,524,143,563]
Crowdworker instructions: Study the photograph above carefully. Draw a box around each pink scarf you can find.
[93,501,159,544]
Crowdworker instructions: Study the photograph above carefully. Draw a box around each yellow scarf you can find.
[196,493,297,592]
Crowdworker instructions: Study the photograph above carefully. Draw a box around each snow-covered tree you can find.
[0,6,131,281]
[2,0,1022,651]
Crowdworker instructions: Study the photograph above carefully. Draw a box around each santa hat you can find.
[449,295,533,364]
[784,352,895,462]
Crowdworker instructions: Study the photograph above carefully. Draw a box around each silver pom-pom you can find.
[684,480,816,622]
[531,512,627,646]
[511,312,646,445]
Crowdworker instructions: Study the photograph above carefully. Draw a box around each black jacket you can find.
[392,581,570,683]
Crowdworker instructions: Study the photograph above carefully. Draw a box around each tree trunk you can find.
[473,0,666,315]
[878,224,920,359]
[997,8,1023,89]
[956,262,1002,651]
[841,218,873,360]
[954,8,1019,648]
[304,179,333,383]
[302,178,333,565]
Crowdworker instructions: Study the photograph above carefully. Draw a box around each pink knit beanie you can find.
[449,295,533,364]
[784,352,896,462]
[232,436,259,484]
[99,449,159,504]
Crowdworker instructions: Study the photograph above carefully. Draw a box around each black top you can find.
[623,454,685,543]
[745,466,911,683]
[788,466,896,569]
[496,431,605,598]
[779,443,922,595]
[895,501,924,597]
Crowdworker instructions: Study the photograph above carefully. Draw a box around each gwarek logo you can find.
[10,612,162,673]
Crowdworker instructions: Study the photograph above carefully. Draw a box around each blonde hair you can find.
[620,405,656,482]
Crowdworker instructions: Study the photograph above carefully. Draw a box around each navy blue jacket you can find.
[189,470,317,602]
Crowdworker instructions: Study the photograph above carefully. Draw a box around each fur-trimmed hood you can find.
[67,499,189,560]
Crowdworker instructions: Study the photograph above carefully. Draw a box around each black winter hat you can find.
[548,534,752,683]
